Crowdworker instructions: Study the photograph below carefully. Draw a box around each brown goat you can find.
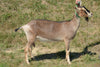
[15,6,92,64]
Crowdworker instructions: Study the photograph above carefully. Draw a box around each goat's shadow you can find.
[30,41,100,62]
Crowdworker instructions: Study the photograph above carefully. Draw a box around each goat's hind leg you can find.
[24,42,30,64]
[29,43,35,58]
[25,41,35,64]
[24,34,36,64]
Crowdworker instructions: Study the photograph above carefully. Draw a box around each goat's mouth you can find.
[85,13,93,22]
[88,13,93,17]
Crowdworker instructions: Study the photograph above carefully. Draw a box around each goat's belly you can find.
[36,36,63,42]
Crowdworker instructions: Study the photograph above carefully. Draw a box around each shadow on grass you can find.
[30,41,100,62]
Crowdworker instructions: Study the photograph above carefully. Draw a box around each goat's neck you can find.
[71,12,80,32]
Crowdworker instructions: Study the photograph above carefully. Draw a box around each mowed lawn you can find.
[0,0,100,67]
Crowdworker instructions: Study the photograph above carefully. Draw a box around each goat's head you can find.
[75,6,93,21]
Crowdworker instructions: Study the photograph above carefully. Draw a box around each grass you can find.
[0,0,100,67]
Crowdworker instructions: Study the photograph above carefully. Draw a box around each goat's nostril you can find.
[91,13,93,15]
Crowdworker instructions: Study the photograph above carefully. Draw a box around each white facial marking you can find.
[88,12,92,17]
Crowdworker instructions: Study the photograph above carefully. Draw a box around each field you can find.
[0,0,100,67]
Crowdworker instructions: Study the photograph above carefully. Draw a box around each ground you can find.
[0,0,100,67]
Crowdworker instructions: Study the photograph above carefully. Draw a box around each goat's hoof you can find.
[68,61,71,64]
[26,60,30,64]
[27,62,30,64]
[65,59,71,64]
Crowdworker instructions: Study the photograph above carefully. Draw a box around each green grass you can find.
[0,0,100,67]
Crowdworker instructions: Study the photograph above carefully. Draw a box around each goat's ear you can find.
[77,3,81,7]
[85,17,89,22]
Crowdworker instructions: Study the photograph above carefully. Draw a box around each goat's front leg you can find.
[64,38,71,64]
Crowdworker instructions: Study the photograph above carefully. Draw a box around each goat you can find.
[15,6,92,64]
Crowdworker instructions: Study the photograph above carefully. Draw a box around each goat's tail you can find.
[15,27,22,32]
